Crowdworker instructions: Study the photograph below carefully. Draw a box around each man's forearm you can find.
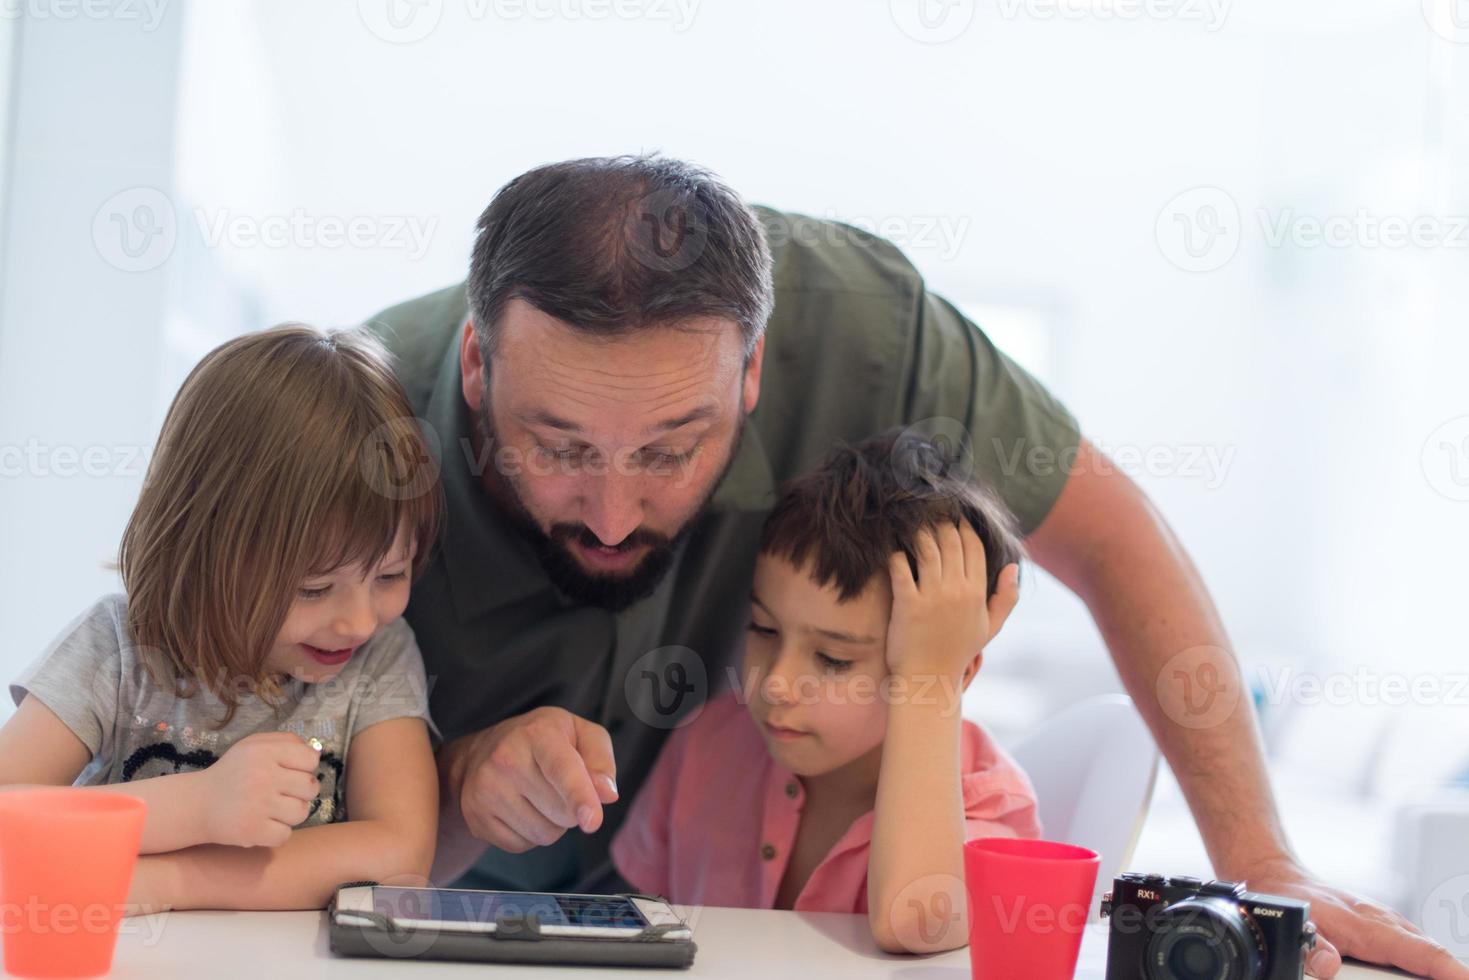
[1027,440,1295,880]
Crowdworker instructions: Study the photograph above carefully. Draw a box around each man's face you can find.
[461,298,763,611]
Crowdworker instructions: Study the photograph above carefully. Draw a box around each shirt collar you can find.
[425,329,778,624]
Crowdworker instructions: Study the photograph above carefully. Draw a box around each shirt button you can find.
[761,843,777,861]
[784,782,799,799]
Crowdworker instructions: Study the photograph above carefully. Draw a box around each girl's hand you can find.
[884,522,1020,683]
[199,732,323,847]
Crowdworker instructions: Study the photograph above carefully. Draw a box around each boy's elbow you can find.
[868,906,969,956]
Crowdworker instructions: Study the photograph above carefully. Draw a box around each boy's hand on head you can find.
[884,522,1020,685]
[198,731,323,848]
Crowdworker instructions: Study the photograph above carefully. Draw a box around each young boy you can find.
[610,427,1042,954]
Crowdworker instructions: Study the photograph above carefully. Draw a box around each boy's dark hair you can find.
[467,154,774,360]
[759,428,1025,602]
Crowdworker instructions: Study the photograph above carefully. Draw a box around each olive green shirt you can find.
[363,206,1080,894]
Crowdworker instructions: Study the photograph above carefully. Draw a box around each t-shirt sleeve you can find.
[9,596,125,758]
[609,720,688,898]
[349,618,441,744]
[960,723,1045,841]
[906,289,1082,537]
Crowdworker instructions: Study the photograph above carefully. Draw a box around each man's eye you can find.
[299,585,331,600]
[540,445,582,461]
[643,446,695,466]
[816,652,852,672]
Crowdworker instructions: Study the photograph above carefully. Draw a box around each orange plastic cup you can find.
[0,788,146,978]
[964,837,1100,980]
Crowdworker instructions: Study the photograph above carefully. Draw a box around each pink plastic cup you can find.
[964,837,1100,980]
[0,788,147,978]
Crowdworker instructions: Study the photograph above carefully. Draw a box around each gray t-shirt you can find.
[10,593,438,827]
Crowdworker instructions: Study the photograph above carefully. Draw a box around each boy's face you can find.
[740,553,895,779]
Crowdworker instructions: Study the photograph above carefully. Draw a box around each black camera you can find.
[1099,872,1317,980]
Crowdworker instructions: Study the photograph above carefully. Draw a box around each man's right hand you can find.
[445,707,619,853]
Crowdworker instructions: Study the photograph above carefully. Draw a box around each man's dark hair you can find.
[467,154,774,359]
[759,428,1026,602]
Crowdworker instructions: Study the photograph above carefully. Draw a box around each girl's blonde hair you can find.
[118,324,443,723]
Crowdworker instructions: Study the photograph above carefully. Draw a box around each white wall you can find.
[2,1,1467,796]
[0,2,183,687]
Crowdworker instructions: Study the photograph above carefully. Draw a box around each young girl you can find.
[0,325,444,912]
[611,429,1042,953]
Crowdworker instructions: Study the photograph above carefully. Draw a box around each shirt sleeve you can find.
[348,618,441,744]
[960,722,1045,841]
[905,289,1082,537]
[609,720,689,898]
[9,596,125,758]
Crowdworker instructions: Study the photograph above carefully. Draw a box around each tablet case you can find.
[327,882,698,969]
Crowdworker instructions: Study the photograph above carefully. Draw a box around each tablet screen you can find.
[371,886,649,931]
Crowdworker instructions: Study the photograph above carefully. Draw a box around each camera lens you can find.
[1144,896,1266,980]
[1168,934,1223,978]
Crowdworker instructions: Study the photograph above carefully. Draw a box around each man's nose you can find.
[580,473,645,546]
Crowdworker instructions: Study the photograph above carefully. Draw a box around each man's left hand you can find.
[1241,857,1467,979]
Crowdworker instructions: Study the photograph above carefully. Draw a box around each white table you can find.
[57,905,1410,979]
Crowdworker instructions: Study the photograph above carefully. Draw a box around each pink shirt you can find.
[611,690,1043,914]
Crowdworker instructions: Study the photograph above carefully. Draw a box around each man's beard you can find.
[474,403,746,613]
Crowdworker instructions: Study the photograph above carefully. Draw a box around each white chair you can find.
[1008,694,1160,914]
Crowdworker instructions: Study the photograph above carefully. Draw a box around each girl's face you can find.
[264,526,417,684]
[740,554,894,780]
